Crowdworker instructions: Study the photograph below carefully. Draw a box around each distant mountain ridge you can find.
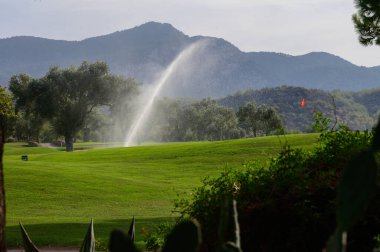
[1,21,379,97]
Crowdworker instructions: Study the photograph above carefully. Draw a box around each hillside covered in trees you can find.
[219,86,379,131]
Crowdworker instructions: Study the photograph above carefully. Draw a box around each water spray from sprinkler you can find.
[124,40,207,147]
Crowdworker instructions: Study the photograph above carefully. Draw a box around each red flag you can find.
[300,98,305,108]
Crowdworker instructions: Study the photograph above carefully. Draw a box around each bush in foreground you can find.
[177,126,380,251]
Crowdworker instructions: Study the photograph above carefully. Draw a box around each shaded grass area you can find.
[7,217,175,249]
[4,134,318,248]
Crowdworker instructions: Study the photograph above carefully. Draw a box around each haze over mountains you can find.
[1,21,380,97]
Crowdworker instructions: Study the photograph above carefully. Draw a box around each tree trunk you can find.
[83,128,91,142]
[0,126,6,252]
[65,135,74,152]
[36,131,40,143]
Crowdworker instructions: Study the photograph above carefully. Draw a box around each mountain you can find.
[1,21,380,97]
[352,88,380,116]
[0,22,190,86]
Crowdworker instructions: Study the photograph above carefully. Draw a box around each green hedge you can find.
[177,125,380,251]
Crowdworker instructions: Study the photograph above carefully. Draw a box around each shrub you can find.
[143,223,174,251]
[177,125,380,251]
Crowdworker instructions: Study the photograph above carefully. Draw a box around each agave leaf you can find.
[127,216,135,242]
[326,228,342,252]
[19,223,40,252]
[217,197,230,251]
[221,242,242,252]
[231,200,241,250]
[79,219,95,252]
[217,198,242,252]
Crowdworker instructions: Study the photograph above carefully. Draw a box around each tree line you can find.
[5,60,380,150]
[1,61,284,151]
[219,86,378,132]
[139,98,283,143]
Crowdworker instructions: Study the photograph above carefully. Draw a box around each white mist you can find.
[124,40,206,147]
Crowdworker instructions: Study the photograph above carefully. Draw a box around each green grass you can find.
[4,134,318,248]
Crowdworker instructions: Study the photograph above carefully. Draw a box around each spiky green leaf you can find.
[79,219,95,252]
[221,242,242,252]
[19,223,40,252]
[127,216,135,242]
[326,229,343,252]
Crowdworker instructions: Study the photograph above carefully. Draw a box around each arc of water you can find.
[124,41,205,147]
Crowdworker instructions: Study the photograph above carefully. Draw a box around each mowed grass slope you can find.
[4,134,318,248]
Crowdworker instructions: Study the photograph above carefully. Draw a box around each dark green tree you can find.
[10,62,138,151]
[146,98,241,142]
[257,105,283,135]
[352,0,380,45]
[9,74,45,142]
[181,99,240,141]
[237,102,259,137]
[237,102,283,137]
[312,111,331,133]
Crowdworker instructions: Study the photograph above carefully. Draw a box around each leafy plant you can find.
[95,239,108,252]
[177,121,379,251]
[328,120,380,251]
[312,111,331,133]
[143,223,173,251]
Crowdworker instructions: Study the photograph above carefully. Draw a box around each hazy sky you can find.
[1,0,379,67]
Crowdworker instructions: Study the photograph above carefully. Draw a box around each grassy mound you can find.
[4,134,318,248]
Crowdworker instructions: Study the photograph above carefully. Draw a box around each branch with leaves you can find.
[352,0,380,45]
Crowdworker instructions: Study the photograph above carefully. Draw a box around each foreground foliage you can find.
[177,125,380,251]
[352,0,380,46]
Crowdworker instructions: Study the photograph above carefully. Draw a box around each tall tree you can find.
[181,99,240,141]
[0,87,16,252]
[9,74,45,142]
[10,62,138,151]
[237,102,283,137]
[257,106,283,135]
[237,102,260,137]
[352,0,380,45]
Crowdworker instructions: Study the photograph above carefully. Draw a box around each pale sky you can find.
[1,0,380,67]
